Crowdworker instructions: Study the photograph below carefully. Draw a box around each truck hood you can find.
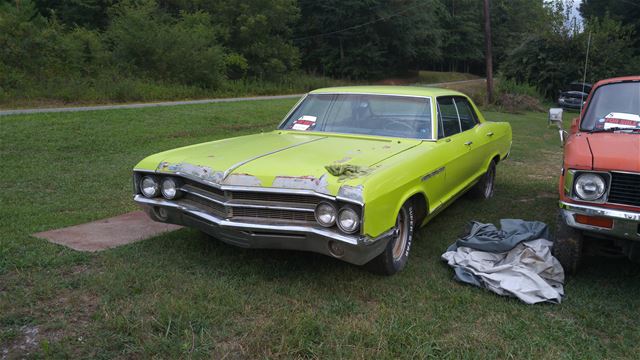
[138,131,421,196]
[587,133,640,172]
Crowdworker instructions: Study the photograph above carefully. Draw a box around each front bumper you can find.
[559,201,640,241]
[134,195,394,265]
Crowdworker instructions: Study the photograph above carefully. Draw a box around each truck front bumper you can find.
[134,195,394,265]
[559,201,640,242]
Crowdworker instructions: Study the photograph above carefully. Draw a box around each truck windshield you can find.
[280,93,433,139]
[581,81,640,131]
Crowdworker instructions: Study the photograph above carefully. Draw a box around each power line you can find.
[292,1,430,42]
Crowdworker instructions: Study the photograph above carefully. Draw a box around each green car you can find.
[133,86,512,275]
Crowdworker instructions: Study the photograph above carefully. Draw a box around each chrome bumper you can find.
[134,195,393,265]
[559,201,640,241]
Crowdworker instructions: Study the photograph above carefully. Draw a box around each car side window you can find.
[437,97,461,138]
[454,97,479,131]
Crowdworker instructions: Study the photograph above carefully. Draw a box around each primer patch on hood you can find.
[223,173,262,187]
[272,174,329,194]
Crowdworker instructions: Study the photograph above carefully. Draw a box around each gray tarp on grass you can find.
[442,219,565,304]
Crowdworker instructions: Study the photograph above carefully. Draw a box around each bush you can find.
[107,1,226,88]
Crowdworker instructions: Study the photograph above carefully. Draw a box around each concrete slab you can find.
[33,211,181,252]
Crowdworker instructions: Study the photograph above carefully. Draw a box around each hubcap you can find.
[484,167,495,197]
[392,210,409,261]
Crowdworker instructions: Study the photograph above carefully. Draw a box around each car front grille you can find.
[176,179,320,224]
[608,172,640,207]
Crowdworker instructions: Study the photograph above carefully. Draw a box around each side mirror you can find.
[549,108,567,145]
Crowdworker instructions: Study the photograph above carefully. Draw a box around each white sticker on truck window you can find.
[599,112,640,130]
[291,115,317,131]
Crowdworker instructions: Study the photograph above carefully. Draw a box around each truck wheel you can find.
[554,210,584,274]
[468,160,496,199]
[366,201,415,276]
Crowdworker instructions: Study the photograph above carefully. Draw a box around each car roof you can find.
[309,85,466,98]
[593,75,640,89]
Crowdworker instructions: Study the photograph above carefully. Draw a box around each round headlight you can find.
[574,173,606,201]
[161,177,181,199]
[337,207,360,234]
[314,202,337,227]
[140,176,160,198]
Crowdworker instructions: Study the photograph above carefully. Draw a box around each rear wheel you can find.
[553,210,584,274]
[468,160,496,199]
[366,201,415,276]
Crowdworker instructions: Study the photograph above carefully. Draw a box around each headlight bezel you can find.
[569,170,611,203]
[140,175,160,198]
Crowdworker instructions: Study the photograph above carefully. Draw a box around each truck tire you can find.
[366,201,415,276]
[553,210,584,274]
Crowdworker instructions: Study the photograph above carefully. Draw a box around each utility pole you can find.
[483,0,493,104]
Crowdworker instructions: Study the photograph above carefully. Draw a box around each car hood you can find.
[137,131,421,196]
[587,133,640,172]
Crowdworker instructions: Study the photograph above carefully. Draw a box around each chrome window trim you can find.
[277,92,436,141]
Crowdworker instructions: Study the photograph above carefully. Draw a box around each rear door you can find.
[435,96,478,198]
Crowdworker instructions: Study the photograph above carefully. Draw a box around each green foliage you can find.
[501,12,640,99]
[495,77,542,100]
[297,0,443,79]
[107,1,225,88]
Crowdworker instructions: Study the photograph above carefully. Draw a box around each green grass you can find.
[418,71,480,84]
[1,101,639,359]
[0,73,345,109]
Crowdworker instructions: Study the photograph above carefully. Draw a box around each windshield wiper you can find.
[590,126,640,133]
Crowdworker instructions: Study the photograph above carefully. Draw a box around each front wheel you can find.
[366,201,415,275]
[553,210,584,274]
[468,160,496,199]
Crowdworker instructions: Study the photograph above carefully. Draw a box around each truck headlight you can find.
[315,202,337,227]
[574,173,606,201]
[140,176,160,198]
[337,207,360,234]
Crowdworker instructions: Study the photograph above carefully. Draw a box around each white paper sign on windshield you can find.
[600,112,640,130]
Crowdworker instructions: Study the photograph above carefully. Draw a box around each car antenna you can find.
[579,31,592,119]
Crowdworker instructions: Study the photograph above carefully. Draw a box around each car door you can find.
[435,96,478,200]
[453,96,486,178]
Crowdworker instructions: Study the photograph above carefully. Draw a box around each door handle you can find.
[486,132,494,137]
[464,141,473,146]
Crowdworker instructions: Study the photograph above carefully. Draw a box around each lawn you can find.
[1,99,639,359]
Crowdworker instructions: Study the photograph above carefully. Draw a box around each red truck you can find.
[551,76,640,273]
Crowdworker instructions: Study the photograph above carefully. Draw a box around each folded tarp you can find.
[442,219,564,304]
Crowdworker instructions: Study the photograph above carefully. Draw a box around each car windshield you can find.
[581,82,640,131]
[280,93,433,139]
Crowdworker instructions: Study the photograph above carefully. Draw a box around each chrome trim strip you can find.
[140,170,365,205]
[221,136,326,179]
[180,185,316,212]
[559,201,640,221]
[135,195,384,245]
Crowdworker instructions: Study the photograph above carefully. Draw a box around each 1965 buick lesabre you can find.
[133,86,512,275]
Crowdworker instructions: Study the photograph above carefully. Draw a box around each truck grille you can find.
[608,172,640,207]
[177,178,321,224]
